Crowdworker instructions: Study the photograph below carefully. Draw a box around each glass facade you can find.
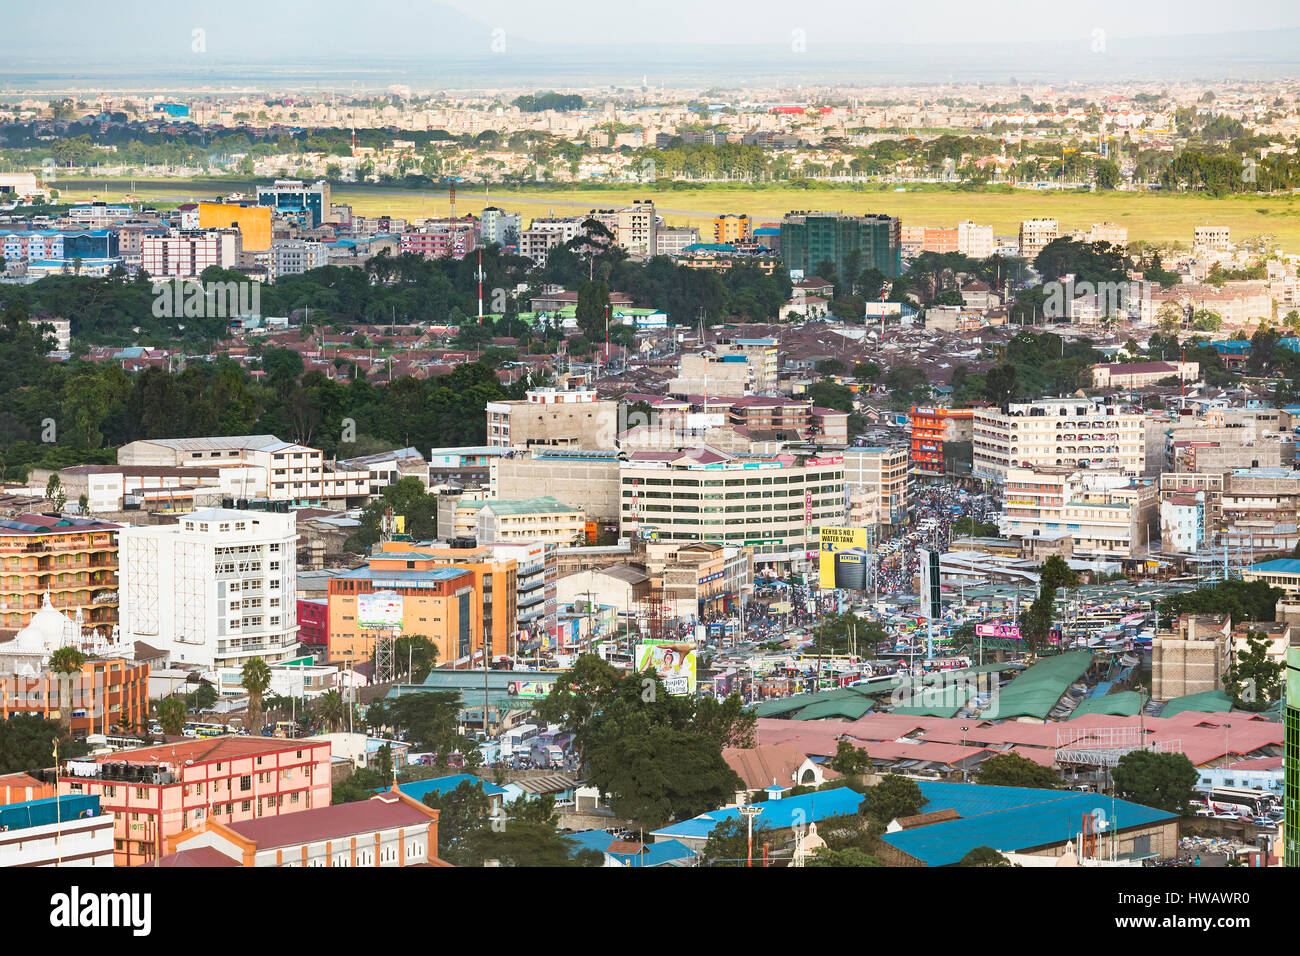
[780,213,902,280]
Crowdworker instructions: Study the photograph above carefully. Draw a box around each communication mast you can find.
[374,507,397,685]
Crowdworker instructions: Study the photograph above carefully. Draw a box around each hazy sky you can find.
[440,0,1300,46]
[8,0,1300,52]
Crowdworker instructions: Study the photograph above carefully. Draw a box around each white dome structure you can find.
[11,592,81,655]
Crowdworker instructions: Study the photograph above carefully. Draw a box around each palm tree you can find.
[241,657,273,737]
[156,696,187,736]
[313,690,345,733]
[48,647,87,733]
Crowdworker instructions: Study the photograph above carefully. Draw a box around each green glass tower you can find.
[779,212,902,281]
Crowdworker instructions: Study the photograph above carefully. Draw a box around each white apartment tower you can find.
[1018,218,1059,265]
[956,221,995,260]
[973,399,1145,482]
[119,508,300,670]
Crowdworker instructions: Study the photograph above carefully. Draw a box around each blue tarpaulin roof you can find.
[649,787,864,841]
[881,781,1177,866]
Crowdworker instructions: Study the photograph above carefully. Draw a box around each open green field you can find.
[56,177,1300,251]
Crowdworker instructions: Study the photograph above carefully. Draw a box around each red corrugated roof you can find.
[226,792,431,850]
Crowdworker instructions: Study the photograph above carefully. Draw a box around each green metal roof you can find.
[1160,689,1234,717]
[791,698,875,721]
[472,496,583,515]
[981,650,1095,721]
[1069,690,1143,719]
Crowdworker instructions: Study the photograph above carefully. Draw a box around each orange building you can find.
[54,736,333,866]
[198,201,272,252]
[0,514,121,639]
[327,550,483,666]
[0,657,150,736]
[0,771,55,805]
[371,541,517,658]
[909,406,975,477]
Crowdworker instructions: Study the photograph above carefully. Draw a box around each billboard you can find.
[636,641,698,695]
[917,549,941,620]
[507,680,551,699]
[818,526,869,590]
[975,622,1022,640]
[357,590,404,631]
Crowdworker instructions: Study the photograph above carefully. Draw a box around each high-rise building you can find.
[256,179,331,228]
[956,220,995,259]
[779,211,902,280]
[908,406,975,478]
[840,447,910,527]
[616,200,657,256]
[480,206,522,247]
[972,399,1145,481]
[0,514,122,639]
[119,508,300,670]
[1018,218,1059,265]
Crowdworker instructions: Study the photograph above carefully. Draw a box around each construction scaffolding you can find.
[374,631,396,686]
[1055,725,1183,768]
[638,596,668,644]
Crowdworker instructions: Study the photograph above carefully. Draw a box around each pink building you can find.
[399,226,478,260]
[56,736,332,867]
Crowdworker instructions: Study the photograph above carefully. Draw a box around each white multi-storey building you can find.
[116,435,369,506]
[119,508,300,670]
[480,206,522,247]
[973,399,1145,482]
[142,230,241,278]
[270,239,328,278]
[619,448,847,568]
[956,220,995,260]
[1018,218,1059,265]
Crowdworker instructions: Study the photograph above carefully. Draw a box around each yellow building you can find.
[199,202,272,252]
[713,214,753,244]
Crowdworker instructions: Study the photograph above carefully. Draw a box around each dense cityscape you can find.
[0,0,1294,929]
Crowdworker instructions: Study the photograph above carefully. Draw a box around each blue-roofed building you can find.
[878,782,1179,866]
[562,829,697,866]
[0,795,114,867]
[394,774,509,812]
[648,786,864,851]
[1243,557,1300,593]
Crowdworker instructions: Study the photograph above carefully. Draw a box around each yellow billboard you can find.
[819,526,869,590]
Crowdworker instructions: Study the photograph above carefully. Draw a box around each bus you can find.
[183,722,228,738]
[501,723,539,757]
[1199,787,1274,816]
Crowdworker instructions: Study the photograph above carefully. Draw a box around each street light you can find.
[738,804,763,868]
